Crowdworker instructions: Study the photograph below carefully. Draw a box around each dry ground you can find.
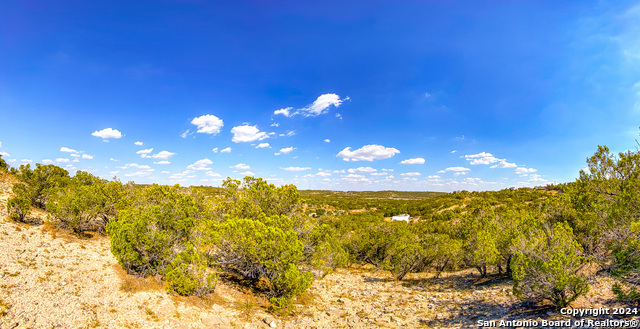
[0,172,638,329]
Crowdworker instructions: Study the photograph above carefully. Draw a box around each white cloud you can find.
[427,175,441,179]
[274,107,293,117]
[231,163,250,170]
[117,163,153,170]
[161,171,170,174]
[220,147,232,153]
[274,94,345,117]
[335,113,342,120]
[336,144,400,161]
[324,139,330,143]
[212,147,218,153]
[137,148,153,154]
[187,158,213,171]
[256,143,270,148]
[400,158,425,165]
[21,159,33,163]
[451,150,457,154]
[81,154,94,159]
[341,174,370,183]
[271,122,280,127]
[281,166,311,172]
[516,167,538,174]
[70,153,80,158]
[528,174,546,182]
[42,159,54,164]
[300,94,343,116]
[169,170,192,180]
[142,150,175,159]
[231,125,269,143]
[135,141,143,146]
[464,152,502,165]
[370,172,388,176]
[240,171,255,176]
[440,166,471,172]
[60,147,78,153]
[425,92,432,98]
[316,172,331,177]
[401,172,422,176]
[92,128,122,139]
[154,160,170,165]
[56,158,70,163]
[180,129,192,138]
[109,158,118,162]
[491,160,517,168]
[276,147,295,155]
[347,167,377,173]
[0,141,2,148]
[191,114,224,135]
[205,171,221,177]
[125,171,153,177]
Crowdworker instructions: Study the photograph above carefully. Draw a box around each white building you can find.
[392,214,410,222]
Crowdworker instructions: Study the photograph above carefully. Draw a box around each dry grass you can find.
[0,298,9,317]
[114,265,164,293]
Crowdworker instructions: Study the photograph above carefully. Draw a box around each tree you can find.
[511,222,590,308]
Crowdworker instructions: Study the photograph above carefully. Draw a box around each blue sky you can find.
[1,1,640,191]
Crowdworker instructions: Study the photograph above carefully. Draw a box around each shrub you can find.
[511,222,590,308]
[48,184,107,233]
[0,155,8,171]
[269,263,312,310]
[107,184,201,276]
[209,215,312,301]
[165,243,217,296]
[15,164,69,209]
[7,184,32,221]
[303,223,348,277]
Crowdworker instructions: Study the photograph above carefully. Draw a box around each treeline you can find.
[3,142,640,309]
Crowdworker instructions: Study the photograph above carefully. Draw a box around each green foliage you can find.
[107,184,201,276]
[511,222,590,308]
[165,243,217,297]
[303,223,348,277]
[7,183,32,221]
[210,215,309,297]
[0,155,8,171]
[46,171,127,233]
[218,177,301,220]
[15,163,69,208]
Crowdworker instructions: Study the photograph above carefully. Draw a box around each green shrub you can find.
[511,222,590,308]
[15,164,69,209]
[165,243,217,296]
[7,184,32,221]
[209,215,312,302]
[48,184,107,233]
[107,184,201,276]
[0,155,8,171]
[303,223,348,277]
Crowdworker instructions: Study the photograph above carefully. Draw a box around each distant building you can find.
[392,214,410,222]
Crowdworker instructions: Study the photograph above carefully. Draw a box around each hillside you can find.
[1,172,639,328]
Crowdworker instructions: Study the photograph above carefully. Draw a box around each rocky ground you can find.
[0,172,638,328]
